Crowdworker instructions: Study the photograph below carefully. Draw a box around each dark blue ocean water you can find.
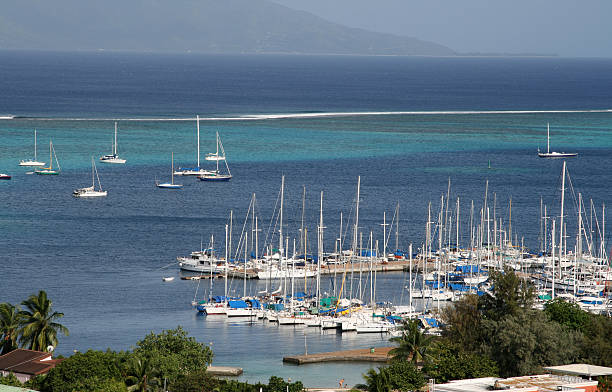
[1,51,612,387]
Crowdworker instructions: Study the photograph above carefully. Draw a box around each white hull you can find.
[203,305,227,315]
[157,183,183,189]
[257,268,317,280]
[225,308,256,317]
[174,169,215,176]
[74,190,108,197]
[99,158,126,164]
[278,316,307,325]
[356,324,391,333]
[19,160,45,167]
[178,260,226,273]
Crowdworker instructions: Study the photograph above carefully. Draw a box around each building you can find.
[0,349,63,383]
[434,373,602,392]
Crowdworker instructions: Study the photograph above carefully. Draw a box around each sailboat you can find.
[538,123,578,158]
[156,152,183,189]
[19,129,46,167]
[175,115,215,176]
[74,157,107,197]
[100,122,126,164]
[199,132,232,181]
[35,141,61,175]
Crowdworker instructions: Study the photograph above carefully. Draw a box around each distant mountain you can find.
[0,0,454,56]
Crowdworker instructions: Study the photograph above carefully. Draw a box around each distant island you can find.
[0,0,454,56]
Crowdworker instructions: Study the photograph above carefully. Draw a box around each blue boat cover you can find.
[455,265,482,273]
[228,300,248,308]
[424,317,439,328]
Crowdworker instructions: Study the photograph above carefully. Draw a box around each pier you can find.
[206,366,244,376]
[282,347,392,365]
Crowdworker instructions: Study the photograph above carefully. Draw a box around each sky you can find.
[271,0,612,57]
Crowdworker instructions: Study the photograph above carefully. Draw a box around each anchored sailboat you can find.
[156,152,183,189]
[100,122,126,164]
[35,141,61,175]
[175,115,215,176]
[538,123,577,158]
[74,157,107,197]
[19,129,46,167]
[199,132,232,181]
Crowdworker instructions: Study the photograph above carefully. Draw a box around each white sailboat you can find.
[74,157,107,197]
[19,129,46,167]
[35,141,61,175]
[100,122,126,164]
[538,123,577,158]
[175,115,215,176]
[199,132,232,181]
[156,152,183,189]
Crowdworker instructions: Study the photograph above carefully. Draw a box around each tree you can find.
[19,290,69,352]
[0,302,22,354]
[124,355,161,392]
[41,349,126,392]
[389,319,435,364]
[479,267,535,321]
[133,326,213,385]
[359,367,392,392]
[480,309,581,377]
[0,372,22,387]
[423,340,498,383]
[580,314,612,367]
[440,294,481,351]
[358,362,425,392]
[170,369,219,392]
[544,298,589,331]
[598,376,611,392]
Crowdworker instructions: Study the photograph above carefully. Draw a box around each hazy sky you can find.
[271,0,611,57]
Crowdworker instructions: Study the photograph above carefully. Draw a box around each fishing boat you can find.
[538,123,577,158]
[175,115,215,176]
[19,129,46,167]
[73,157,107,197]
[35,141,61,175]
[0,174,11,180]
[156,152,183,189]
[99,122,126,164]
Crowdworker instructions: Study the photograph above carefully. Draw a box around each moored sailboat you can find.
[538,123,577,158]
[199,132,232,181]
[100,122,126,164]
[74,157,107,197]
[35,141,61,175]
[156,152,183,189]
[19,129,46,167]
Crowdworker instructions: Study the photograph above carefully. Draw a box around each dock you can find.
[283,347,392,365]
[206,366,243,376]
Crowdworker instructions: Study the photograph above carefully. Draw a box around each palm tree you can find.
[0,302,22,354]
[389,319,435,364]
[19,290,69,352]
[125,355,161,392]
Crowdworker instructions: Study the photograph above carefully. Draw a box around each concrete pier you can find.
[283,347,392,365]
[206,366,244,376]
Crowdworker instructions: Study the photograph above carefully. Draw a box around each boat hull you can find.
[157,183,183,189]
[19,161,45,167]
[0,174,11,180]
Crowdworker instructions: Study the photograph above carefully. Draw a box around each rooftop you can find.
[0,349,62,376]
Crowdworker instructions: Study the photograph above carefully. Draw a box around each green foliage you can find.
[266,376,304,392]
[133,326,213,384]
[544,298,590,331]
[440,294,481,351]
[0,372,22,386]
[389,319,435,364]
[19,290,69,352]
[0,302,23,355]
[423,340,498,383]
[598,376,611,392]
[24,375,46,391]
[41,349,126,392]
[359,362,425,392]
[581,314,612,367]
[170,369,219,392]
[480,309,581,377]
[124,355,161,392]
[479,267,535,320]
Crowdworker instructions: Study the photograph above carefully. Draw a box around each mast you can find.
[559,161,566,269]
[317,191,324,313]
[171,152,174,185]
[552,219,556,299]
[225,223,229,303]
[114,122,118,156]
[91,156,95,188]
[49,141,52,170]
[547,123,550,154]
[34,129,37,161]
[215,132,220,174]
[196,115,200,169]
[279,176,285,257]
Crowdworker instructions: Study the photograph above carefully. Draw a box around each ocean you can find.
[1,51,612,387]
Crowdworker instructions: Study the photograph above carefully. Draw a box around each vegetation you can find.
[0,290,69,354]
[360,268,612,391]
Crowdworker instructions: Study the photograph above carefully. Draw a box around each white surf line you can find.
[8,109,612,122]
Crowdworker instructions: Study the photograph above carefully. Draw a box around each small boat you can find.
[35,141,61,175]
[175,115,215,176]
[100,122,126,164]
[538,123,577,158]
[199,132,232,181]
[74,157,107,197]
[0,174,11,180]
[19,129,46,167]
[156,152,183,189]
[162,277,175,282]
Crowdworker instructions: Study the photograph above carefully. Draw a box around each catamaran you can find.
[156,152,183,189]
[199,132,232,181]
[538,123,577,158]
[175,115,215,176]
[100,122,126,164]
[19,129,46,167]
[74,157,107,197]
[35,141,61,175]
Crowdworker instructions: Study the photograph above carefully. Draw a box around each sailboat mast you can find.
[49,141,53,170]
[91,157,95,187]
[114,122,118,155]
[559,161,566,269]
[279,175,285,255]
[197,115,200,168]
[547,123,550,154]
[216,132,220,173]
[318,191,323,310]
[34,129,37,161]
